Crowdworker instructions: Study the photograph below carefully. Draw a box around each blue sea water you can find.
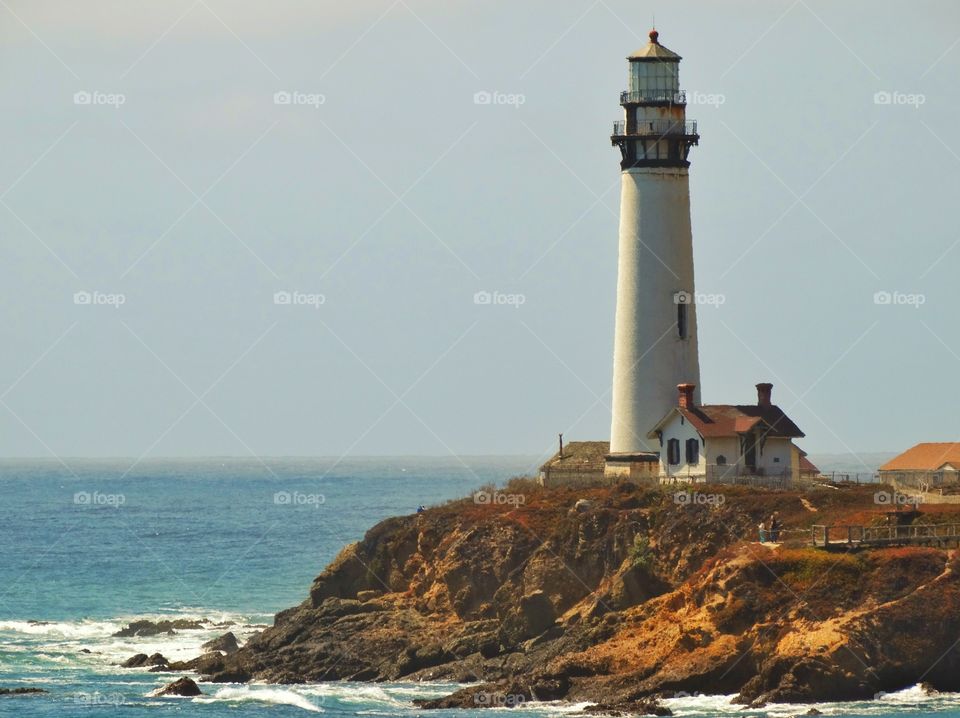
[0,457,955,717]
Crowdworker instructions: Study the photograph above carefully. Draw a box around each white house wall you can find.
[758,437,793,475]
[657,412,706,478]
[656,416,798,480]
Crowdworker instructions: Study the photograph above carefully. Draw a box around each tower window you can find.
[667,438,680,465]
[677,303,688,339]
[685,438,699,464]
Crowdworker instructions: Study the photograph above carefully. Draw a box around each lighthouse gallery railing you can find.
[612,119,698,137]
[620,90,686,104]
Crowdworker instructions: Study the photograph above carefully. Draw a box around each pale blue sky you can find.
[0,0,957,464]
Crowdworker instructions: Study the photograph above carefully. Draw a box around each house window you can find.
[716,455,726,466]
[667,438,680,465]
[685,438,699,464]
[677,302,688,339]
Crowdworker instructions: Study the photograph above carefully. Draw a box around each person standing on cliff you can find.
[758,518,769,543]
[769,512,782,542]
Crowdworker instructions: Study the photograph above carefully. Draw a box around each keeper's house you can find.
[648,382,807,484]
[539,383,813,487]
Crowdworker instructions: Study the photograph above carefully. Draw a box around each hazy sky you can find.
[1,0,958,465]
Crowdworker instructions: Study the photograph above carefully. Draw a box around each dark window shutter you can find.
[667,438,680,465]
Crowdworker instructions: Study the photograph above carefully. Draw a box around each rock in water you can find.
[584,699,672,716]
[121,653,148,667]
[121,653,169,668]
[114,619,206,637]
[0,688,47,696]
[202,631,240,654]
[154,677,202,697]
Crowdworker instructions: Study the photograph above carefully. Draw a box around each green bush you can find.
[629,535,652,568]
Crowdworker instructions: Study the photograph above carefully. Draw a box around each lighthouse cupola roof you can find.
[628,29,681,61]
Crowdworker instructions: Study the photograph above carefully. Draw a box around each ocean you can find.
[0,457,954,717]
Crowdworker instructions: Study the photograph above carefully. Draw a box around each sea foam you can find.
[195,685,324,712]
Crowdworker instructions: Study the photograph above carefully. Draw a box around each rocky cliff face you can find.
[197,481,960,706]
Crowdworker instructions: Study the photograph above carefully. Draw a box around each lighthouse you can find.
[606,30,701,477]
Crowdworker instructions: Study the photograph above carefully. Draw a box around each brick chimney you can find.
[677,383,696,409]
[756,382,773,408]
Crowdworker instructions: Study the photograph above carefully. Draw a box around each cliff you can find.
[195,480,960,708]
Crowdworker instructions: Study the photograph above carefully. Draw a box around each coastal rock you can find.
[154,677,202,697]
[202,632,240,654]
[161,652,231,674]
[195,483,960,706]
[113,619,206,637]
[520,591,557,636]
[583,699,672,716]
[121,652,169,668]
[414,676,571,709]
[0,687,47,696]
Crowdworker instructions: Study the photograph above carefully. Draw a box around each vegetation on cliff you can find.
[193,479,960,707]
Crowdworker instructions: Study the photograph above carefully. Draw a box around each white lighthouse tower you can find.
[606,30,701,477]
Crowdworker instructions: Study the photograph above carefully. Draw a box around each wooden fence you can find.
[812,523,960,548]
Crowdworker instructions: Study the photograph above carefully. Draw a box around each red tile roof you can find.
[675,404,804,439]
[799,453,820,474]
[880,443,960,472]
